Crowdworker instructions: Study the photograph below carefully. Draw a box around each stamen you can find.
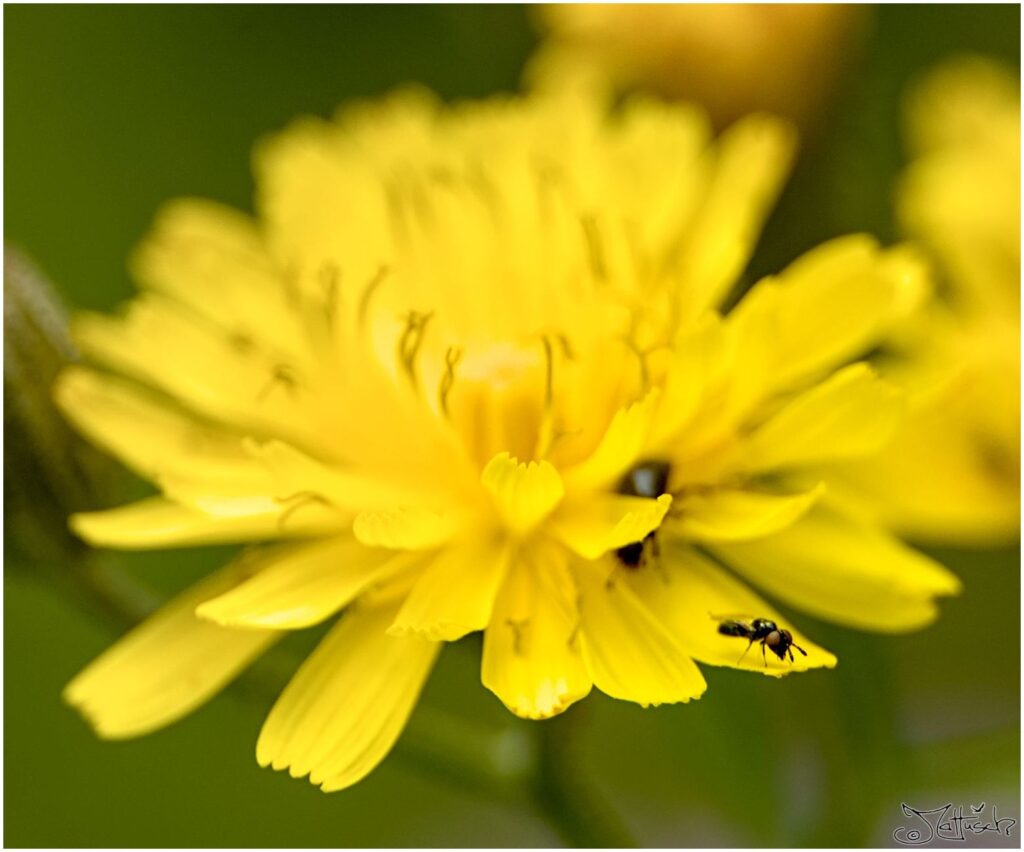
[405,171,435,230]
[566,595,583,649]
[624,218,651,283]
[358,265,390,331]
[384,180,410,246]
[427,165,457,186]
[466,158,500,219]
[556,333,576,361]
[506,618,529,655]
[397,310,434,386]
[540,335,555,410]
[438,345,463,416]
[273,490,331,532]
[532,155,562,189]
[539,332,576,411]
[278,262,302,309]
[532,155,577,208]
[622,336,652,394]
[319,264,341,333]
[580,214,608,283]
[228,331,255,355]
[256,363,300,401]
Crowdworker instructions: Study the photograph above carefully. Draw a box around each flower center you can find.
[444,340,550,467]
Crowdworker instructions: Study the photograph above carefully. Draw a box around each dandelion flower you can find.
[828,57,1020,544]
[58,88,959,791]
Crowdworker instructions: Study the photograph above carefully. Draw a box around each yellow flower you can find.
[529,3,866,128]
[828,58,1021,545]
[58,88,959,792]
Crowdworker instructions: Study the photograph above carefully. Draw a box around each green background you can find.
[4,4,1020,847]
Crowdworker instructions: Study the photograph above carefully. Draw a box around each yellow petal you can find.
[130,198,307,357]
[829,394,1021,545]
[256,598,439,792]
[196,538,414,630]
[711,506,962,632]
[389,536,512,641]
[737,363,904,472]
[70,296,319,448]
[153,483,291,521]
[648,314,727,449]
[53,405,359,529]
[70,497,338,549]
[572,561,706,706]
[154,437,446,526]
[670,484,824,542]
[677,113,796,319]
[563,390,660,492]
[353,507,467,550]
[254,110,397,306]
[480,452,565,534]
[730,236,927,391]
[482,543,591,718]
[625,544,836,676]
[54,367,256,485]
[247,439,454,514]
[552,494,672,559]
[64,564,279,738]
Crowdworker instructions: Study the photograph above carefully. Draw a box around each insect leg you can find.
[736,638,755,664]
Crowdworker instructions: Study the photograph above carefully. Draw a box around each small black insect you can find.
[613,459,671,568]
[715,616,808,665]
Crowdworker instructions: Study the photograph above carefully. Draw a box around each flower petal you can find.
[728,236,929,393]
[353,507,467,550]
[563,390,660,492]
[196,538,414,630]
[648,314,728,450]
[482,543,591,718]
[736,363,904,472]
[256,598,440,792]
[71,497,338,549]
[54,367,256,484]
[64,564,279,738]
[676,113,796,319]
[711,506,962,632]
[389,536,512,641]
[552,494,672,559]
[481,452,564,534]
[625,544,836,676]
[246,438,455,514]
[70,296,320,448]
[131,199,309,351]
[829,396,1022,545]
[571,561,706,706]
[670,484,824,542]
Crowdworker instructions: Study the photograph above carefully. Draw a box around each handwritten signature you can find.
[893,802,1017,845]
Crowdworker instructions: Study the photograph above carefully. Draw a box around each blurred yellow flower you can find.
[529,3,866,128]
[59,88,958,792]
[829,58,1020,545]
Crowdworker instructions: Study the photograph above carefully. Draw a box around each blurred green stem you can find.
[530,709,637,848]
